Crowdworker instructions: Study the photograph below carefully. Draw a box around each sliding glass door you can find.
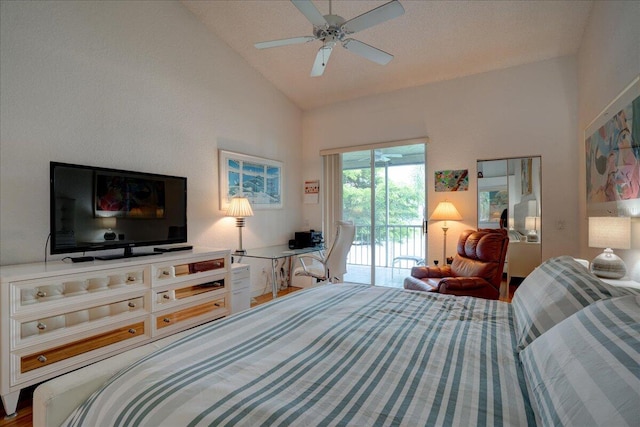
[340,143,426,287]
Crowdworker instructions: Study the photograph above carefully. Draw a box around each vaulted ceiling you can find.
[182,0,593,111]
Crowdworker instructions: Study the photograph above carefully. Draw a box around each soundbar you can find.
[154,245,193,253]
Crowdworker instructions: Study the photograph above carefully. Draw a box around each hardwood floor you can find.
[0,385,34,427]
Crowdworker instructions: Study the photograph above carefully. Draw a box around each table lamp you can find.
[429,200,462,265]
[525,216,540,242]
[588,216,630,279]
[226,196,254,254]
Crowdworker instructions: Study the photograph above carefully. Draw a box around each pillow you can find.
[512,256,638,350]
[520,295,640,426]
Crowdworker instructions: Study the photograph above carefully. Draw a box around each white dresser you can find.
[0,247,230,416]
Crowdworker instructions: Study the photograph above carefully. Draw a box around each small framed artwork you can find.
[435,169,469,192]
[219,150,283,210]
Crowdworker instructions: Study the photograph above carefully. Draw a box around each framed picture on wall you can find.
[218,150,283,210]
[585,75,640,217]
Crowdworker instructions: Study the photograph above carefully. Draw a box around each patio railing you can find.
[347,224,425,268]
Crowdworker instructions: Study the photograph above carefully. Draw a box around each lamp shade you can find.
[429,201,462,221]
[588,217,630,249]
[525,216,539,231]
[226,196,254,218]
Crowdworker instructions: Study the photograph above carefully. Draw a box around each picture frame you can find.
[434,169,469,192]
[585,75,640,217]
[219,150,283,210]
[478,187,508,227]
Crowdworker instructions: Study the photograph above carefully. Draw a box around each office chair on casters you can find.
[294,220,355,283]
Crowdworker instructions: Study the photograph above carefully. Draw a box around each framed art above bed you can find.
[585,75,640,217]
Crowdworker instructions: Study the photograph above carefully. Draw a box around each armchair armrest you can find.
[410,265,452,279]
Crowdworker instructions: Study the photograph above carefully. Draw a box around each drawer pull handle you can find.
[36,290,47,298]
[214,303,221,307]
[163,294,171,299]
[127,276,136,282]
[163,318,171,323]
[162,270,170,276]
[37,355,47,363]
[37,322,46,330]
[128,302,136,308]
[128,328,136,334]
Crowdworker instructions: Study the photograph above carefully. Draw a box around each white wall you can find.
[0,1,304,268]
[302,56,579,264]
[577,1,640,280]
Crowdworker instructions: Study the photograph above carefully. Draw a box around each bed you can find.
[35,256,640,426]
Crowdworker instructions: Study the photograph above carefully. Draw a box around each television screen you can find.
[50,162,187,259]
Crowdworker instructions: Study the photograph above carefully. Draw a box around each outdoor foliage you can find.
[343,165,424,244]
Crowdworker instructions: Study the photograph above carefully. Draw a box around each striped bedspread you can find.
[63,284,535,426]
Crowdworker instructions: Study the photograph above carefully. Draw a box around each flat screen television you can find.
[50,162,187,260]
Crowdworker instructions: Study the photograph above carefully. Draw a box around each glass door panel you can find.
[341,144,426,287]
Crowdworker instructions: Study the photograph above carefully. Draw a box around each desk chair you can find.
[294,220,355,283]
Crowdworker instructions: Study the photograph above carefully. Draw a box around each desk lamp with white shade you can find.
[226,196,254,255]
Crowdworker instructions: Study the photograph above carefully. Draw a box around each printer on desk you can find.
[289,230,323,249]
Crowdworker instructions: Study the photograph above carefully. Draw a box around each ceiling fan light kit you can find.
[255,0,405,77]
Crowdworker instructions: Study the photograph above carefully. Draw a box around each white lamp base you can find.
[590,248,627,279]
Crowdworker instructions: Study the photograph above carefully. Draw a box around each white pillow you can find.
[520,295,640,426]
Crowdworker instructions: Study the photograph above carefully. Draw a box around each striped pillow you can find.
[520,295,640,426]
[512,256,637,350]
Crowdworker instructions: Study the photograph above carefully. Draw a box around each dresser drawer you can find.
[153,255,226,285]
[19,321,146,374]
[17,296,146,344]
[154,297,227,332]
[11,267,148,314]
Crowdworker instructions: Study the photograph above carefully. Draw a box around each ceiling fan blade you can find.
[342,0,404,34]
[311,45,333,77]
[291,0,328,28]
[255,36,316,49]
[342,39,393,65]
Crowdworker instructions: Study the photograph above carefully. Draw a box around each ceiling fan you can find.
[255,0,405,77]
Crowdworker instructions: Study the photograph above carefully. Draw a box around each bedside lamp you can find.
[430,200,462,264]
[226,196,254,254]
[588,216,630,279]
[525,216,540,242]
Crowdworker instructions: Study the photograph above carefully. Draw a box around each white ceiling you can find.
[181,0,593,111]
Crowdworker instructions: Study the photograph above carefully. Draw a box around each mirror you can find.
[477,157,541,296]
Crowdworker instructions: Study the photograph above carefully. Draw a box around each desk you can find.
[235,245,324,298]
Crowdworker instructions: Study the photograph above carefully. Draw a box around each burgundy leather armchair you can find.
[403,229,509,300]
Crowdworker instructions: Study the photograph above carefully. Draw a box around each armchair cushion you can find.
[403,228,509,300]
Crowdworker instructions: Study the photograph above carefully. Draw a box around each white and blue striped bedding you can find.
[520,295,640,426]
[62,284,535,426]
